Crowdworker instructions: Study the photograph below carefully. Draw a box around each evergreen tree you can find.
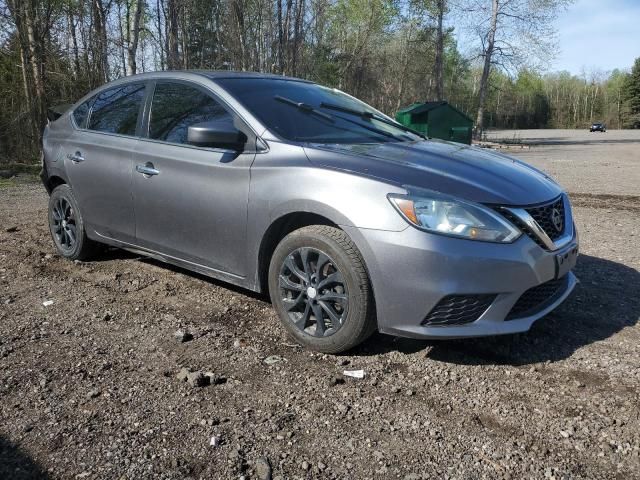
[622,57,640,128]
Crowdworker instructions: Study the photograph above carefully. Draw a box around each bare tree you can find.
[92,0,111,83]
[463,0,571,137]
[166,0,179,69]
[474,0,498,137]
[66,2,81,78]
[126,0,144,75]
[5,0,56,139]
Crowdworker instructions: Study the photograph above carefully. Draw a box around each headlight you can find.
[388,190,521,243]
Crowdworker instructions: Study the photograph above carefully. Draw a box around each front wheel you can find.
[268,225,376,353]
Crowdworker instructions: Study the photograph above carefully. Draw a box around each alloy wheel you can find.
[51,196,77,251]
[278,247,349,337]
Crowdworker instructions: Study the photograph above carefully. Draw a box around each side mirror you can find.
[187,121,247,150]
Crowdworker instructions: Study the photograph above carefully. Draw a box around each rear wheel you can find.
[48,184,99,260]
[268,225,376,353]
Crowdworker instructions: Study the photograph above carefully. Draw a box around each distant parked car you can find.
[590,122,606,132]
[41,71,579,353]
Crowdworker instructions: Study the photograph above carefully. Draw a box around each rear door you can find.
[64,82,147,244]
[132,80,255,278]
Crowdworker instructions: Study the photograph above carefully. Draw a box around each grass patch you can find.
[1,162,41,175]
[0,177,19,188]
[0,162,41,188]
[0,176,40,188]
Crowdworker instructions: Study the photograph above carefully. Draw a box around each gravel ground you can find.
[485,129,640,196]
[1,130,639,479]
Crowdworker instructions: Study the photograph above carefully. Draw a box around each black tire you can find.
[48,184,99,260]
[268,225,376,353]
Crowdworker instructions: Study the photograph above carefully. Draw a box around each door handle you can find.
[67,151,84,163]
[136,163,160,177]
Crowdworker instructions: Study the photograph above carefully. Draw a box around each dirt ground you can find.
[1,129,639,480]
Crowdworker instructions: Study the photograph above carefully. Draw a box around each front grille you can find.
[506,275,569,320]
[422,294,496,326]
[494,196,567,249]
[525,196,565,241]
[498,209,546,248]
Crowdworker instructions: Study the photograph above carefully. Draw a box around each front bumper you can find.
[343,224,578,339]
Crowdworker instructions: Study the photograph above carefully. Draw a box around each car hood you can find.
[304,140,562,205]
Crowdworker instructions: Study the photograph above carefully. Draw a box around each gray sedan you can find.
[41,71,579,353]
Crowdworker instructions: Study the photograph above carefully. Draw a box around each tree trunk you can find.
[127,0,144,75]
[395,23,413,111]
[166,0,180,69]
[93,0,110,83]
[233,2,246,71]
[25,4,45,134]
[156,0,165,69]
[180,3,188,69]
[434,0,445,101]
[19,46,31,107]
[277,0,284,73]
[8,0,32,107]
[119,1,128,75]
[589,84,598,123]
[474,0,499,139]
[7,0,46,144]
[292,0,305,76]
[617,87,621,129]
[79,0,92,77]
[67,8,81,79]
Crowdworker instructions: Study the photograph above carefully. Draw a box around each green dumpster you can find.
[396,101,473,145]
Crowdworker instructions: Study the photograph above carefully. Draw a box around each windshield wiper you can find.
[275,96,406,142]
[274,95,334,122]
[319,102,426,139]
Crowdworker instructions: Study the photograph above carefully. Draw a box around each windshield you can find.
[215,78,420,144]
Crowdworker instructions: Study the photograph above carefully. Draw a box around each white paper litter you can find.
[42,300,54,307]
[343,369,365,379]
[210,435,221,447]
[263,355,284,365]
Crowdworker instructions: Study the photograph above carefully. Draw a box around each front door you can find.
[132,81,254,278]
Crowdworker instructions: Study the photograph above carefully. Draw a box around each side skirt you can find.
[92,231,257,292]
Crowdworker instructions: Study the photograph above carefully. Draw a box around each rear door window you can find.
[148,82,234,144]
[88,83,146,136]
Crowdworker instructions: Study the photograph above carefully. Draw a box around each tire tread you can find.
[270,225,376,353]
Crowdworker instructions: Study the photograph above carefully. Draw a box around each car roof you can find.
[199,70,312,82]
[116,70,312,84]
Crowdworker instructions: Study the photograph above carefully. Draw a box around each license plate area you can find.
[555,243,579,279]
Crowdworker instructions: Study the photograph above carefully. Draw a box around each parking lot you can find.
[1,129,639,479]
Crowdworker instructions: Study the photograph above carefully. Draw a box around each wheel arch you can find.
[257,212,339,294]
[44,175,67,194]
[256,212,379,333]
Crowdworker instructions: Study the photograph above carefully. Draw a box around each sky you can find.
[552,0,640,74]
